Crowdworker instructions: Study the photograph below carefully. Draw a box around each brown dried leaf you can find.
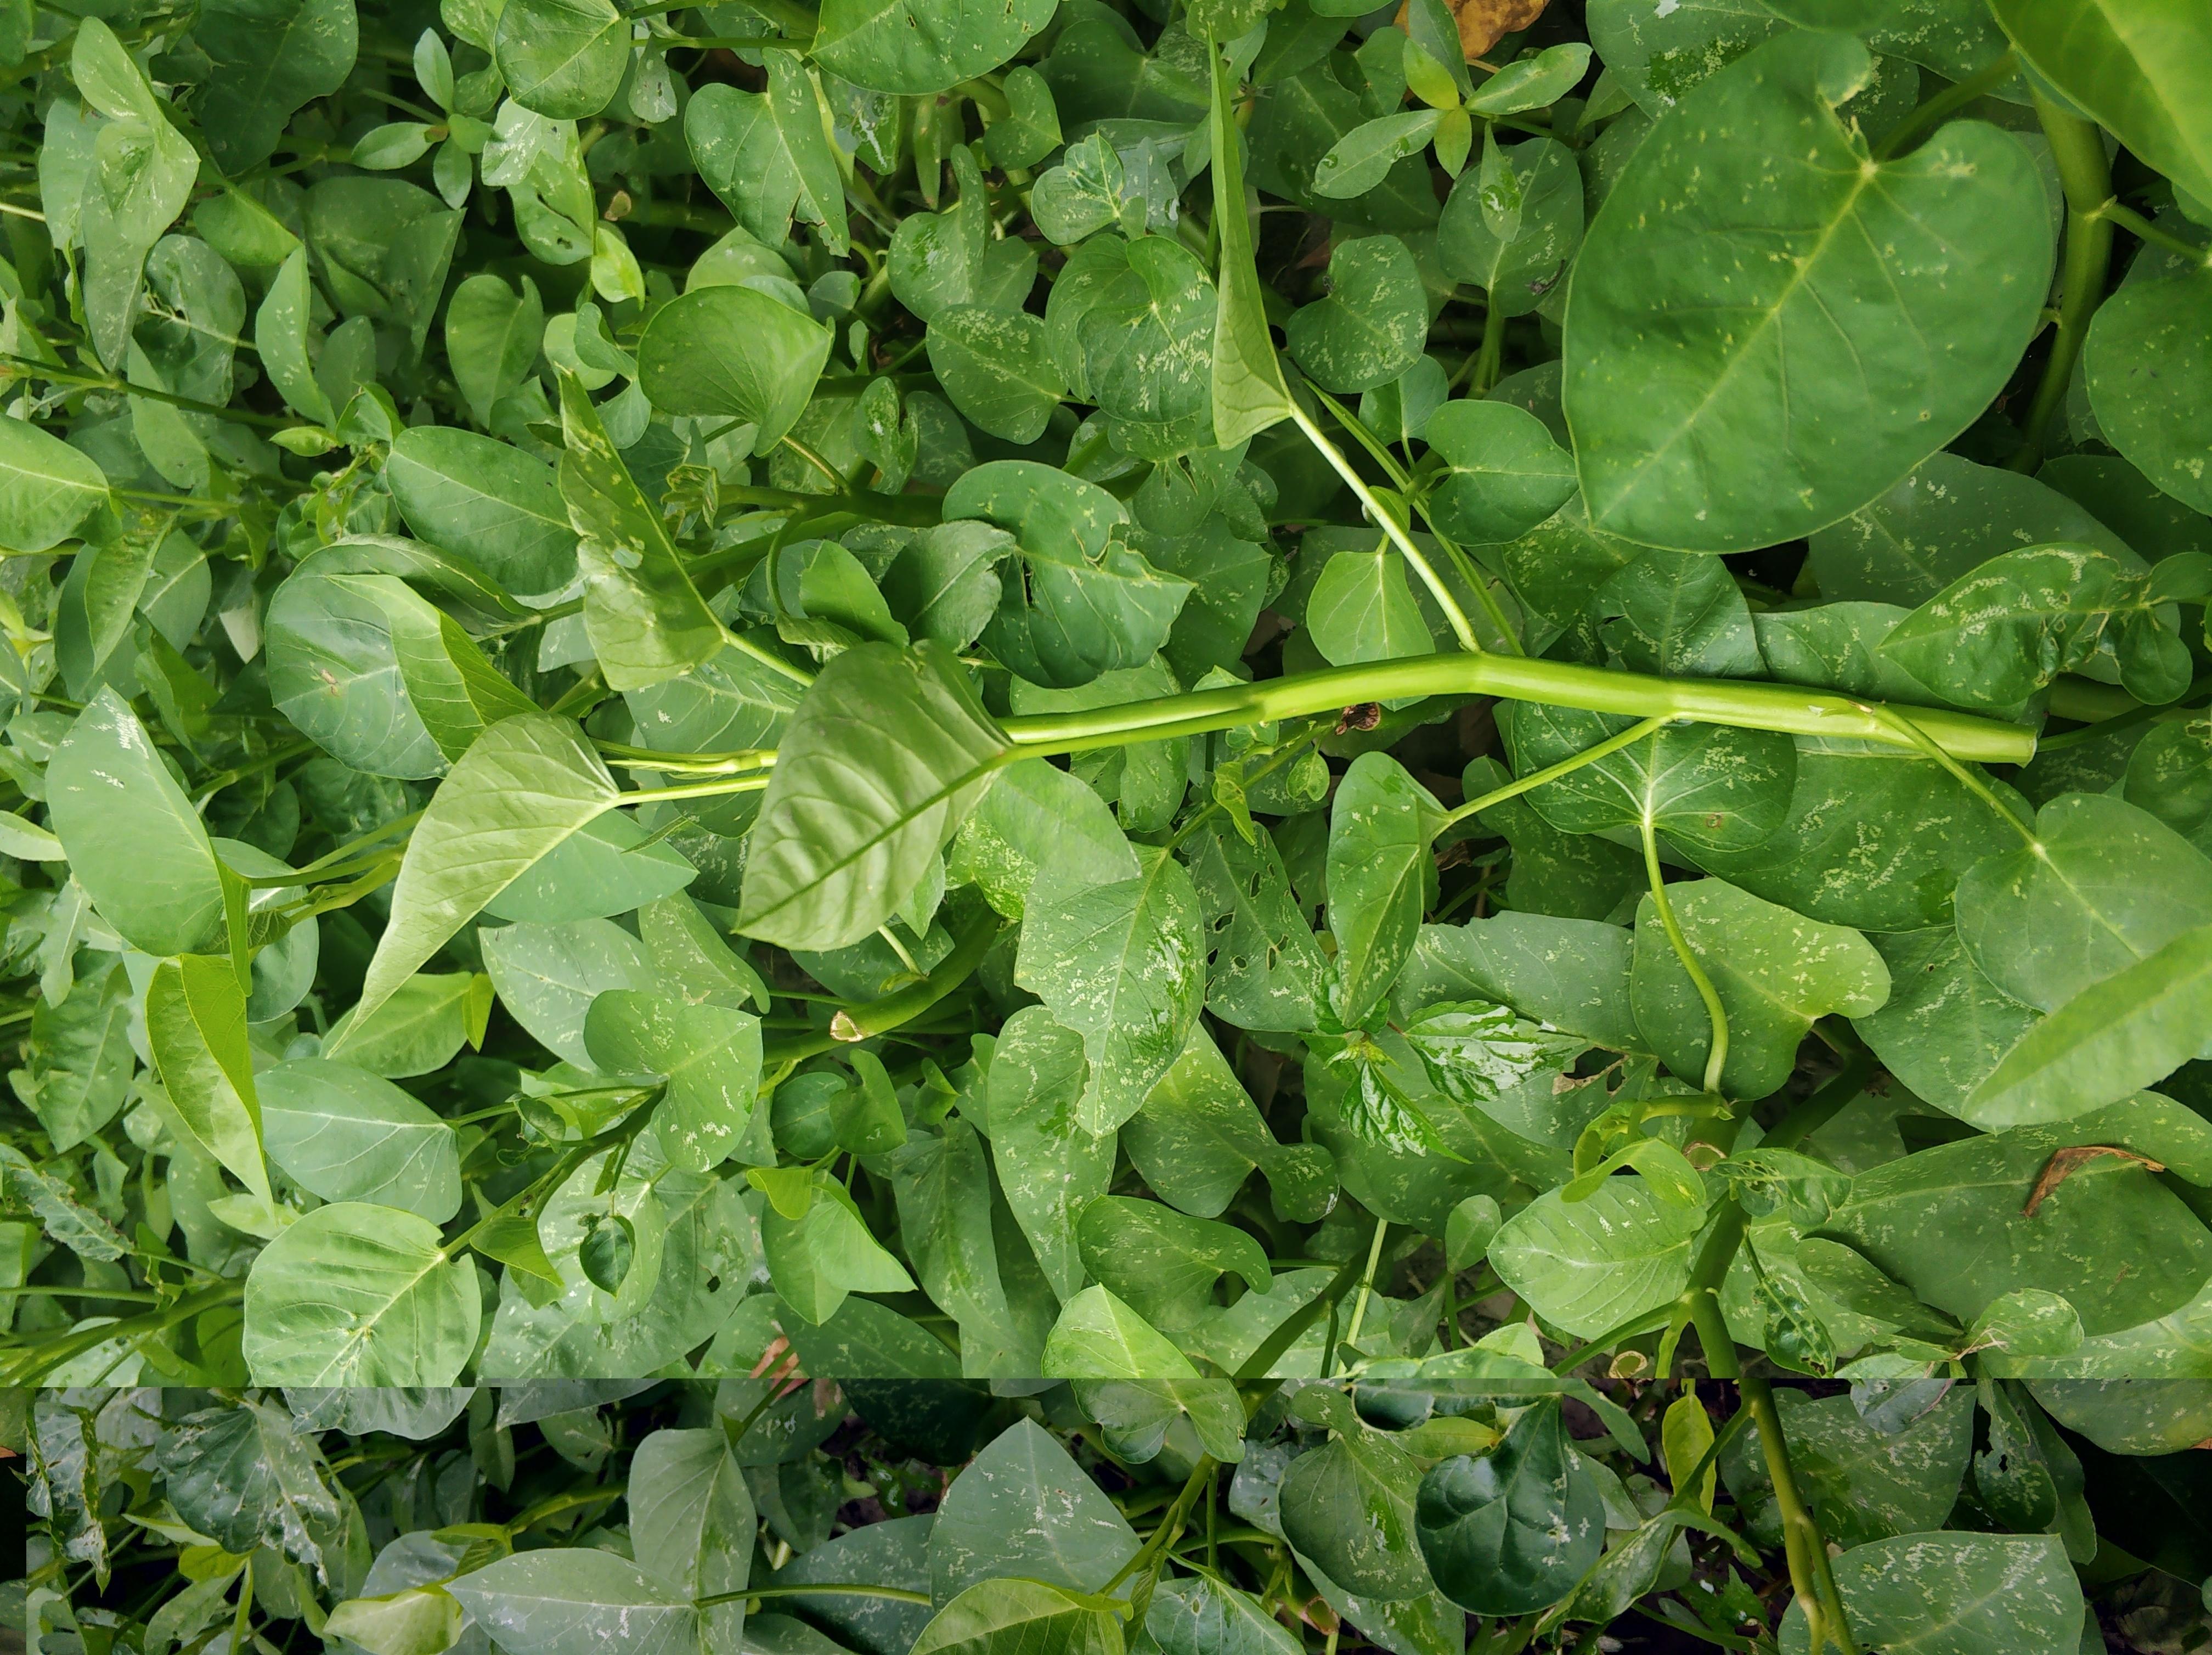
[1394,0,1550,62]
[2023,1144,2167,1217]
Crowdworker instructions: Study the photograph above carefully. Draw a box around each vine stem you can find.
[1871,50,2017,160]
[996,653,2034,764]
[1442,714,1673,828]
[1334,1217,1389,1374]
[697,1585,935,1609]
[1739,1376,1862,1655]
[2010,93,2113,473]
[1286,398,1486,653]
[1639,815,1729,1094]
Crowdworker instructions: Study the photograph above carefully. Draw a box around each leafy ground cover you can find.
[1,0,2211,1516]
[14,1381,2212,1655]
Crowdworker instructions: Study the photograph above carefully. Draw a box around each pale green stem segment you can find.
[731,628,817,686]
[1858,701,2039,847]
[1640,814,1729,1095]
[998,654,2035,763]
[1739,1373,1863,1655]
[2089,196,2212,268]
[1414,508,1526,656]
[698,1585,935,1609]
[1334,1217,1389,1375]
[1441,713,1673,828]
[1286,398,1486,653]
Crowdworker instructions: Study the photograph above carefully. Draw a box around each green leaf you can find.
[242,1202,481,1383]
[761,1172,917,1324]
[1565,31,2051,550]
[1855,928,2040,1121]
[343,713,618,1034]
[927,307,1067,444]
[1182,820,1329,1034]
[1075,1195,1271,1331]
[1042,1283,1211,1382]
[1989,0,2212,210]
[559,372,726,690]
[884,1118,1038,1373]
[1284,236,1428,393]
[1121,1024,1338,1223]
[2085,269,2212,517]
[324,1590,465,1655]
[1312,112,1444,202]
[1210,38,1294,445]
[483,917,656,1067]
[196,0,357,173]
[1954,793,2212,1014]
[985,1006,1114,1303]
[1631,878,1891,1099]
[1718,1386,1973,1551]
[1421,400,1578,546]
[739,641,1012,949]
[637,286,834,456]
[323,971,489,1079]
[493,0,628,118]
[1692,739,2029,932]
[684,54,849,255]
[1280,1387,1435,1601]
[1966,924,2212,1125]
[1500,703,1797,855]
[1778,1533,2081,1655]
[443,274,546,429]
[253,246,336,425]
[1415,1399,1604,1617]
[47,688,229,957]
[385,425,577,599]
[583,991,763,1172]
[447,1552,696,1655]
[1437,134,1582,318]
[949,756,1133,921]
[0,410,110,551]
[1490,1173,1708,1338]
[930,1416,1139,1599]
[259,1057,462,1222]
[162,1397,342,1574]
[1305,547,1435,677]
[1808,451,2143,607]
[812,0,1057,94]
[1015,846,1206,1135]
[1399,1001,1583,1108]
[1822,1095,2212,1336]
[1881,544,2195,709]
[628,1427,753,1607]
[910,1581,1122,1655]
[1326,753,1446,1027]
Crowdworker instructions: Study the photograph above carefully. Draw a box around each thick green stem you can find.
[1640,816,1729,1094]
[763,909,1001,1063]
[997,654,2035,763]
[1740,1376,1861,1655]
[0,1282,244,1384]
[2011,94,2113,472]
[1288,399,1485,653]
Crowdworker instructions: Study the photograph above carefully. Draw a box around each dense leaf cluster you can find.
[16,1382,2212,1655]
[1,0,2211,1534]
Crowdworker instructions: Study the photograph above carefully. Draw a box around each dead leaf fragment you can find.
[1395,0,1549,63]
[2023,1144,2167,1217]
